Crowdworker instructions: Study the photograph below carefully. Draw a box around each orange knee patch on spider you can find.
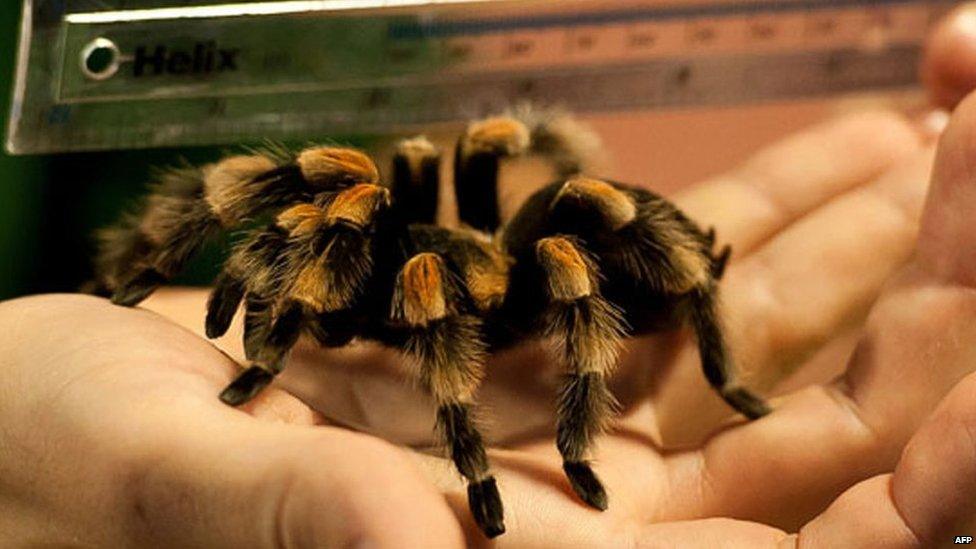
[297,147,380,187]
[536,237,593,301]
[463,117,530,156]
[203,155,278,224]
[325,184,390,228]
[395,254,449,326]
[277,203,326,237]
[553,176,636,230]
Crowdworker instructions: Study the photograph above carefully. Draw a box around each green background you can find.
[0,4,220,299]
[0,4,373,300]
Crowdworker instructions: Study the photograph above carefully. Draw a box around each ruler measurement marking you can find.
[388,0,946,38]
[9,0,955,153]
[57,2,937,103]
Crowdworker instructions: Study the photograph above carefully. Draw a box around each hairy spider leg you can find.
[205,223,301,405]
[241,295,275,360]
[392,252,504,538]
[535,236,624,511]
[205,222,292,340]
[453,107,603,234]
[702,226,732,279]
[546,176,769,420]
[711,244,732,279]
[220,302,304,405]
[688,283,769,419]
[212,184,391,406]
[391,136,441,225]
[94,146,380,306]
[454,116,530,233]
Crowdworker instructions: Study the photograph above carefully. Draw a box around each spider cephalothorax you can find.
[92,108,769,538]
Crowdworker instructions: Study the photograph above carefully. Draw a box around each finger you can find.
[660,90,976,529]
[795,475,919,549]
[633,519,788,548]
[666,272,976,530]
[413,447,684,549]
[673,111,922,256]
[923,4,976,111]
[652,143,934,445]
[799,371,976,547]
[415,445,794,549]
[719,144,932,383]
[889,373,976,543]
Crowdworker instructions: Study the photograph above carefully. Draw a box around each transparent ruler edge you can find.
[18,46,926,153]
[60,0,946,27]
[7,0,959,154]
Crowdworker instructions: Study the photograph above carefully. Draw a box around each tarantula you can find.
[92,109,770,538]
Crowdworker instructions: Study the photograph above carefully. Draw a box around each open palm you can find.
[126,103,971,547]
[9,64,976,549]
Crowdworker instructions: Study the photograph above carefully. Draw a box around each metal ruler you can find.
[6,0,959,154]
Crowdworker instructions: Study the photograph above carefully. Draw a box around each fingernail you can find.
[922,5,976,110]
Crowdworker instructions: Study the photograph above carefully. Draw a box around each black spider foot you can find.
[712,245,732,279]
[219,365,275,406]
[468,476,505,538]
[721,386,771,420]
[111,269,167,307]
[563,461,608,511]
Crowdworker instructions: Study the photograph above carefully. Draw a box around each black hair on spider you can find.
[91,107,769,539]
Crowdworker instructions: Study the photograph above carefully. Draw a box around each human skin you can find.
[5,9,976,547]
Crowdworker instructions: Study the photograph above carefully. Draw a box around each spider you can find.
[92,108,770,539]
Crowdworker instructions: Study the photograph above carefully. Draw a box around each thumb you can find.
[918,89,976,286]
[923,3,976,110]
[796,370,976,547]
[127,407,465,548]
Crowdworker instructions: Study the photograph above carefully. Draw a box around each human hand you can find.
[412,48,975,548]
[7,8,976,548]
[410,106,941,545]
[536,80,976,549]
[212,10,976,543]
[405,13,976,542]
[0,294,466,547]
[142,96,938,546]
[144,99,954,547]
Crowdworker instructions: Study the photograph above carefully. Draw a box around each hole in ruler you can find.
[80,38,121,81]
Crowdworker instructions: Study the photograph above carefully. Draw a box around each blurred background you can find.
[0,4,228,299]
[0,0,946,300]
[0,3,382,299]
